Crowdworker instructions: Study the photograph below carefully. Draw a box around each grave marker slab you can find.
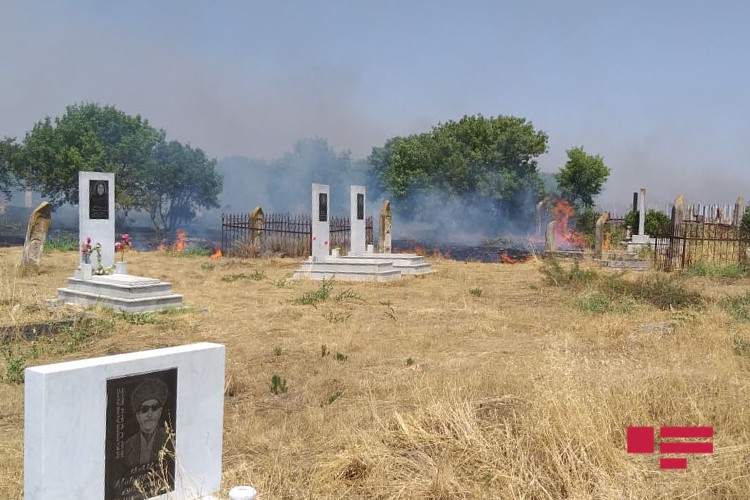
[79,171,116,268]
[350,186,366,256]
[20,201,52,275]
[25,342,225,500]
[311,184,330,261]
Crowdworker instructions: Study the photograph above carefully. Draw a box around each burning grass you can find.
[0,247,749,498]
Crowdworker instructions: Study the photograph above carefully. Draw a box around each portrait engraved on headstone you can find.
[90,180,110,220]
[357,194,364,220]
[319,193,328,222]
[105,368,177,500]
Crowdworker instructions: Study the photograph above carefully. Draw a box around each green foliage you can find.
[44,236,79,252]
[720,292,750,321]
[540,258,598,288]
[406,357,415,366]
[327,391,343,405]
[555,147,610,208]
[294,280,334,307]
[270,375,287,394]
[368,114,548,220]
[741,206,750,239]
[684,261,746,278]
[731,335,750,356]
[221,270,266,283]
[469,287,483,297]
[0,137,22,201]
[334,352,348,362]
[165,248,213,258]
[380,301,397,322]
[334,288,364,303]
[541,260,704,311]
[1,342,37,384]
[574,291,634,314]
[323,311,352,323]
[573,207,599,235]
[15,102,222,229]
[273,346,283,356]
[321,344,330,357]
[117,308,187,326]
[625,209,671,236]
[200,263,215,271]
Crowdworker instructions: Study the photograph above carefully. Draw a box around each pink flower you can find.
[324,240,328,245]
[86,237,91,244]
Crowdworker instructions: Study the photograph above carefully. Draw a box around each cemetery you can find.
[1,176,750,498]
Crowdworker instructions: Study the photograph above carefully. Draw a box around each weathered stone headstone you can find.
[250,206,264,247]
[638,187,646,236]
[19,201,52,275]
[594,212,609,259]
[545,220,557,252]
[350,186,366,256]
[379,200,392,253]
[535,200,545,236]
[79,172,116,269]
[25,343,225,500]
[24,187,33,208]
[311,184,330,261]
[734,196,744,228]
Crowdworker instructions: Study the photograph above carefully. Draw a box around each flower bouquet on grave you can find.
[92,242,115,275]
[114,233,131,274]
[81,237,93,264]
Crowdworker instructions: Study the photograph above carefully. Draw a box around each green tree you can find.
[17,102,162,213]
[555,147,610,208]
[0,138,21,201]
[368,114,548,221]
[144,140,223,231]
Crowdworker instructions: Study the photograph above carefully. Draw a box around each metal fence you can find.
[221,212,373,257]
[653,220,748,272]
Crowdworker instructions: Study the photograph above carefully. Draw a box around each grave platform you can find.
[54,273,184,312]
[342,251,432,275]
[292,257,402,282]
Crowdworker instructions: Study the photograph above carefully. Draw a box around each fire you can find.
[499,251,532,264]
[174,230,187,253]
[603,233,611,252]
[413,246,427,256]
[210,248,223,260]
[549,200,590,250]
[157,243,166,252]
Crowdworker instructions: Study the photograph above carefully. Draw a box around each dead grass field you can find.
[1,246,750,499]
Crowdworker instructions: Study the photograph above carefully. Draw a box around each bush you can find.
[684,261,746,278]
[540,258,598,288]
[741,206,750,239]
[625,209,671,236]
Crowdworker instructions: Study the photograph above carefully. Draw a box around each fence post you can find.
[670,195,685,271]
[251,206,264,247]
[735,196,744,228]
[594,212,609,259]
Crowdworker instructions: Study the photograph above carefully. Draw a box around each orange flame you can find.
[413,246,427,256]
[157,243,166,252]
[550,200,590,250]
[210,248,223,260]
[173,230,187,253]
[499,251,532,264]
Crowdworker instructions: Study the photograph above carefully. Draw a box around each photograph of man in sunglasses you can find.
[124,378,171,467]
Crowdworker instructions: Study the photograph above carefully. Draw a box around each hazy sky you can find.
[3,0,749,207]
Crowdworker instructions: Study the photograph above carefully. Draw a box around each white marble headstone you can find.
[79,171,116,268]
[24,342,225,500]
[311,183,330,261]
[350,185,366,256]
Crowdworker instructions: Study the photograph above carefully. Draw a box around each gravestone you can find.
[535,200,545,236]
[311,184,330,261]
[79,171,116,269]
[379,200,392,253]
[630,187,651,245]
[594,212,609,259]
[545,220,557,252]
[25,343,224,500]
[734,196,744,228]
[19,201,52,275]
[350,186,366,256]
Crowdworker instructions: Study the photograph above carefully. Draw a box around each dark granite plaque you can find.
[319,193,328,222]
[356,194,364,220]
[90,180,110,220]
[105,368,177,500]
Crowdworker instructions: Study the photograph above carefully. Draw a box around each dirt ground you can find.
[1,246,749,499]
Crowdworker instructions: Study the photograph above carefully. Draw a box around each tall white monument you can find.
[349,185,366,256]
[311,183,330,261]
[79,171,116,268]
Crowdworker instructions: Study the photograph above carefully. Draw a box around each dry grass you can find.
[1,247,750,499]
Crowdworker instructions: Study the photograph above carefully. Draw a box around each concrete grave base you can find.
[292,257,402,282]
[55,273,184,312]
[342,251,432,275]
[25,342,225,500]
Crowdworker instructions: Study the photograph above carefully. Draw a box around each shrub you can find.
[684,261,746,278]
[625,209,671,236]
[540,258,598,288]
